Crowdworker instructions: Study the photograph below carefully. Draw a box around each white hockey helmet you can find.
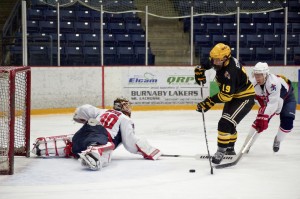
[253,62,269,78]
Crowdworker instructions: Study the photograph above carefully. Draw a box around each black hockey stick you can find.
[162,154,234,160]
[214,132,258,169]
[199,86,214,174]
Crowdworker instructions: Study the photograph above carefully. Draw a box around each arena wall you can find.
[30,66,300,114]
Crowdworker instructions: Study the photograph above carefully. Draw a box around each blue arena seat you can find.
[103,33,116,47]
[109,22,127,34]
[229,35,247,47]
[240,23,256,34]
[269,11,284,23]
[103,47,118,65]
[206,23,223,34]
[27,20,40,33]
[65,46,84,65]
[76,10,93,22]
[65,33,83,46]
[195,34,212,47]
[274,47,293,61]
[60,10,76,21]
[292,23,300,33]
[252,12,269,23]
[255,47,274,61]
[27,9,45,21]
[247,34,263,47]
[273,23,292,34]
[44,10,57,21]
[131,34,146,47]
[28,46,49,66]
[288,12,300,23]
[40,21,57,33]
[90,10,101,22]
[256,23,273,34]
[223,23,237,34]
[193,23,207,34]
[219,15,236,23]
[118,46,136,65]
[240,13,252,23]
[60,21,75,33]
[83,33,100,46]
[239,47,255,62]
[126,23,145,34]
[212,35,229,45]
[115,34,133,47]
[83,46,100,66]
[264,34,281,47]
[74,22,92,33]
[281,34,299,47]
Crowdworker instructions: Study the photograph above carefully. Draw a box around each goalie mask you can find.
[113,97,132,117]
[209,43,231,71]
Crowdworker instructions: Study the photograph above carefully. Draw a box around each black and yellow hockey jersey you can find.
[202,57,255,103]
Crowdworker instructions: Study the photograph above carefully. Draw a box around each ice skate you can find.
[225,146,236,155]
[273,136,280,152]
[212,148,226,164]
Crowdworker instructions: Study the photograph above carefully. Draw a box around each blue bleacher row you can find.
[10,46,155,66]
[18,33,148,47]
[9,1,156,66]
[198,46,300,65]
[28,8,141,23]
[27,20,145,34]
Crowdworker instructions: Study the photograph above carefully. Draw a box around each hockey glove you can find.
[197,97,215,112]
[194,65,206,86]
[255,114,269,133]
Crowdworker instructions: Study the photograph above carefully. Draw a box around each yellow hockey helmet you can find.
[210,43,231,60]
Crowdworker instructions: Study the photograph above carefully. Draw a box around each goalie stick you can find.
[214,132,258,169]
[162,154,234,160]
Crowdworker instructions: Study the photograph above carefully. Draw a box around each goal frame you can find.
[0,66,31,175]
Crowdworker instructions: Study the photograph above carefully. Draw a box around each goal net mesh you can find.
[0,67,30,174]
[33,0,284,17]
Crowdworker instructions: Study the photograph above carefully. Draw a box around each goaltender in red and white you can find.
[32,97,162,170]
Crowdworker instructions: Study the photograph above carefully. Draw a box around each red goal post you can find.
[0,66,31,175]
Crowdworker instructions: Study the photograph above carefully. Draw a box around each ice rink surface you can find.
[0,110,299,199]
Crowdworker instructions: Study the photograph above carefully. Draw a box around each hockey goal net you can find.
[0,66,31,175]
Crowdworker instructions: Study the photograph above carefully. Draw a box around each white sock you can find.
[276,127,289,142]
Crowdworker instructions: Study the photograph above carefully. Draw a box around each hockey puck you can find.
[189,169,196,173]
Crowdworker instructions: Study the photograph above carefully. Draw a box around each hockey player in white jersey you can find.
[73,97,162,170]
[32,97,162,171]
[246,62,296,152]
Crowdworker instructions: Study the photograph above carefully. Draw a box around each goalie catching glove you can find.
[194,65,206,86]
[197,97,215,112]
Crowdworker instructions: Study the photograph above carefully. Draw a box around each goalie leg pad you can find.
[79,142,115,171]
[136,139,162,160]
[31,134,74,157]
